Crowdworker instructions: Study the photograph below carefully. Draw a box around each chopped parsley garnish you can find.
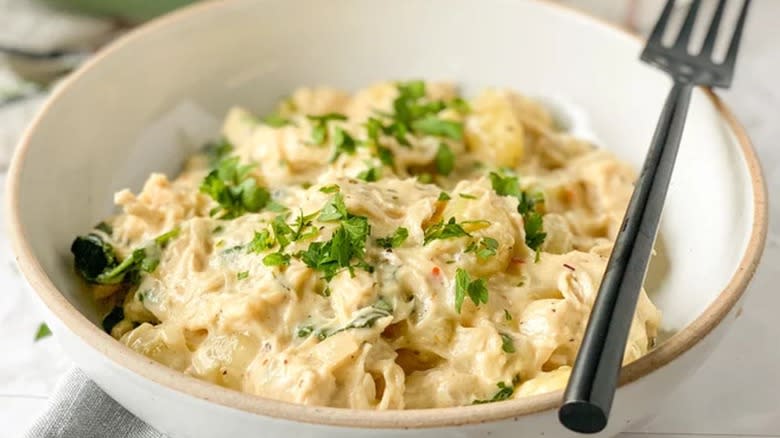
[200,156,270,219]
[95,221,113,235]
[71,228,179,285]
[364,117,383,145]
[454,268,489,313]
[466,237,499,260]
[500,333,516,353]
[435,143,455,175]
[71,234,117,282]
[489,172,547,257]
[368,81,465,147]
[423,217,471,245]
[307,112,347,145]
[517,191,546,258]
[357,166,381,182]
[319,184,340,194]
[449,97,471,114]
[318,193,348,222]
[417,173,433,184]
[331,127,358,161]
[299,215,372,281]
[363,118,397,165]
[336,299,392,332]
[296,325,315,338]
[376,227,409,249]
[504,309,513,321]
[438,192,451,201]
[489,171,521,197]
[202,138,233,166]
[412,116,463,140]
[459,193,477,200]
[34,323,51,341]
[271,215,295,249]
[376,146,395,166]
[263,113,292,127]
[246,211,319,267]
[237,271,249,280]
[263,252,291,267]
[266,200,289,213]
[473,382,514,404]
[316,299,393,339]
[248,230,275,253]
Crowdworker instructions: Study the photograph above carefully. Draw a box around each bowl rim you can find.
[5,0,768,429]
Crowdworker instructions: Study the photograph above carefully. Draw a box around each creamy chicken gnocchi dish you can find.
[71,81,660,409]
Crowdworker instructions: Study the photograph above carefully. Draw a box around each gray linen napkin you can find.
[25,369,165,438]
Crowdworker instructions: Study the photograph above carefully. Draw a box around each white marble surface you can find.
[0,1,778,437]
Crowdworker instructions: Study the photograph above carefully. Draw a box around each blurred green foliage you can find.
[39,0,200,23]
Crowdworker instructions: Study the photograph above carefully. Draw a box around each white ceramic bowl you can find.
[7,0,767,437]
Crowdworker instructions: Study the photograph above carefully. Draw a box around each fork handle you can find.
[559,80,693,434]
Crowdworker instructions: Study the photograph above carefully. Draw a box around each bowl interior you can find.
[13,0,754,366]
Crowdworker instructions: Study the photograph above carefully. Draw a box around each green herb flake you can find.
[473,382,514,404]
[376,146,395,166]
[504,309,513,321]
[459,193,477,200]
[331,127,358,161]
[449,97,471,114]
[438,192,451,201]
[323,299,394,338]
[318,193,348,222]
[357,166,381,182]
[34,323,51,341]
[237,271,249,280]
[271,215,295,249]
[263,113,292,127]
[319,184,341,194]
[466,237,499,260]
[435,142,455,175]
[307,113,347,145]
[266,200,289,213]
[376,227,409,249]
[200,156,270,219]
[299,215,372,282]
[296,325,315,338]
[489,172,521,197]
[517,192,547,258]
[412,116,463,140]
[417,173,433,184]
[263,252,291,267]
[489,172,546,256]
[500,333,516,353]
[248,230,275,253]
[454,268,488,313]
[202,138,233,166]
[423,217,471,245]
[95,222,113,235]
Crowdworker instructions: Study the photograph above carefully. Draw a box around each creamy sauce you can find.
[74,81,660,409]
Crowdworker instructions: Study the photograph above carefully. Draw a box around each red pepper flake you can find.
[431,266,442,276]
[511,257,525,264]
[563,263,575,271]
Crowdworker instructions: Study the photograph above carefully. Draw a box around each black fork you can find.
[559,0,752,434]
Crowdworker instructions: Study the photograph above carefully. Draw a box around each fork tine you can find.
[646,0,676,45]
[673,0,702,51]
[723,0,752,67]
[699,0,728,56]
